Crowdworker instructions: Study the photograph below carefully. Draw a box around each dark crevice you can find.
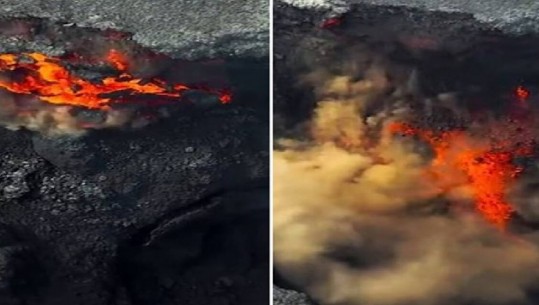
[116,187,269,305]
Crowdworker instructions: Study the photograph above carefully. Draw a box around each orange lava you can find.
[106,49,130,72]
[516,85,530,102]
[388,122,532,229]
[0,51,231,109]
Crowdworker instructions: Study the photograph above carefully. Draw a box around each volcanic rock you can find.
[0,84,268,305]
[278,0,539,34]
[0,0,269,60]
[31,135,102,173]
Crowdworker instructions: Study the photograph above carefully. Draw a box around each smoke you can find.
[0,90,153,136]
[274,62,539,305]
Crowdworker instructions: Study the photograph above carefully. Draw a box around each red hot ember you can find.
[515,85,530,102]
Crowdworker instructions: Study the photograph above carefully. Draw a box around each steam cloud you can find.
[274,61,539,305]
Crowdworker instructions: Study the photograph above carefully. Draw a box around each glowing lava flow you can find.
[516,85,530,102]
[106,49,130,72]
[388,122,533,229]
[0,51,231,109]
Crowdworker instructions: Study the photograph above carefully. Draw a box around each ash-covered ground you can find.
[274,1,539,305]
[0,2,269,305]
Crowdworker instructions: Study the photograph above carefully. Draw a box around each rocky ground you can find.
[0,100,269,305]
[279,0,539,34]
[0,0,269,60]
[0,1,269,305]
[0,97,269,305]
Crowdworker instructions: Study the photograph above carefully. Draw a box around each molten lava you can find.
[0,51,231,110]
[515,86,530,103]
[106,49,130,72]
[388,122,533,229]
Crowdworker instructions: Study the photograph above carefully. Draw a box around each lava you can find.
[388,122,533,229]
[106,49,130,72]
[515,85,530,106]
[0,51,231,110]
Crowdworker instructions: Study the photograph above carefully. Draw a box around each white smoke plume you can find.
[274,62,539,305]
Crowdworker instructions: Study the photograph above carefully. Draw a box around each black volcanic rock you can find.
[0,103,269,304]
[31,135,102,173]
